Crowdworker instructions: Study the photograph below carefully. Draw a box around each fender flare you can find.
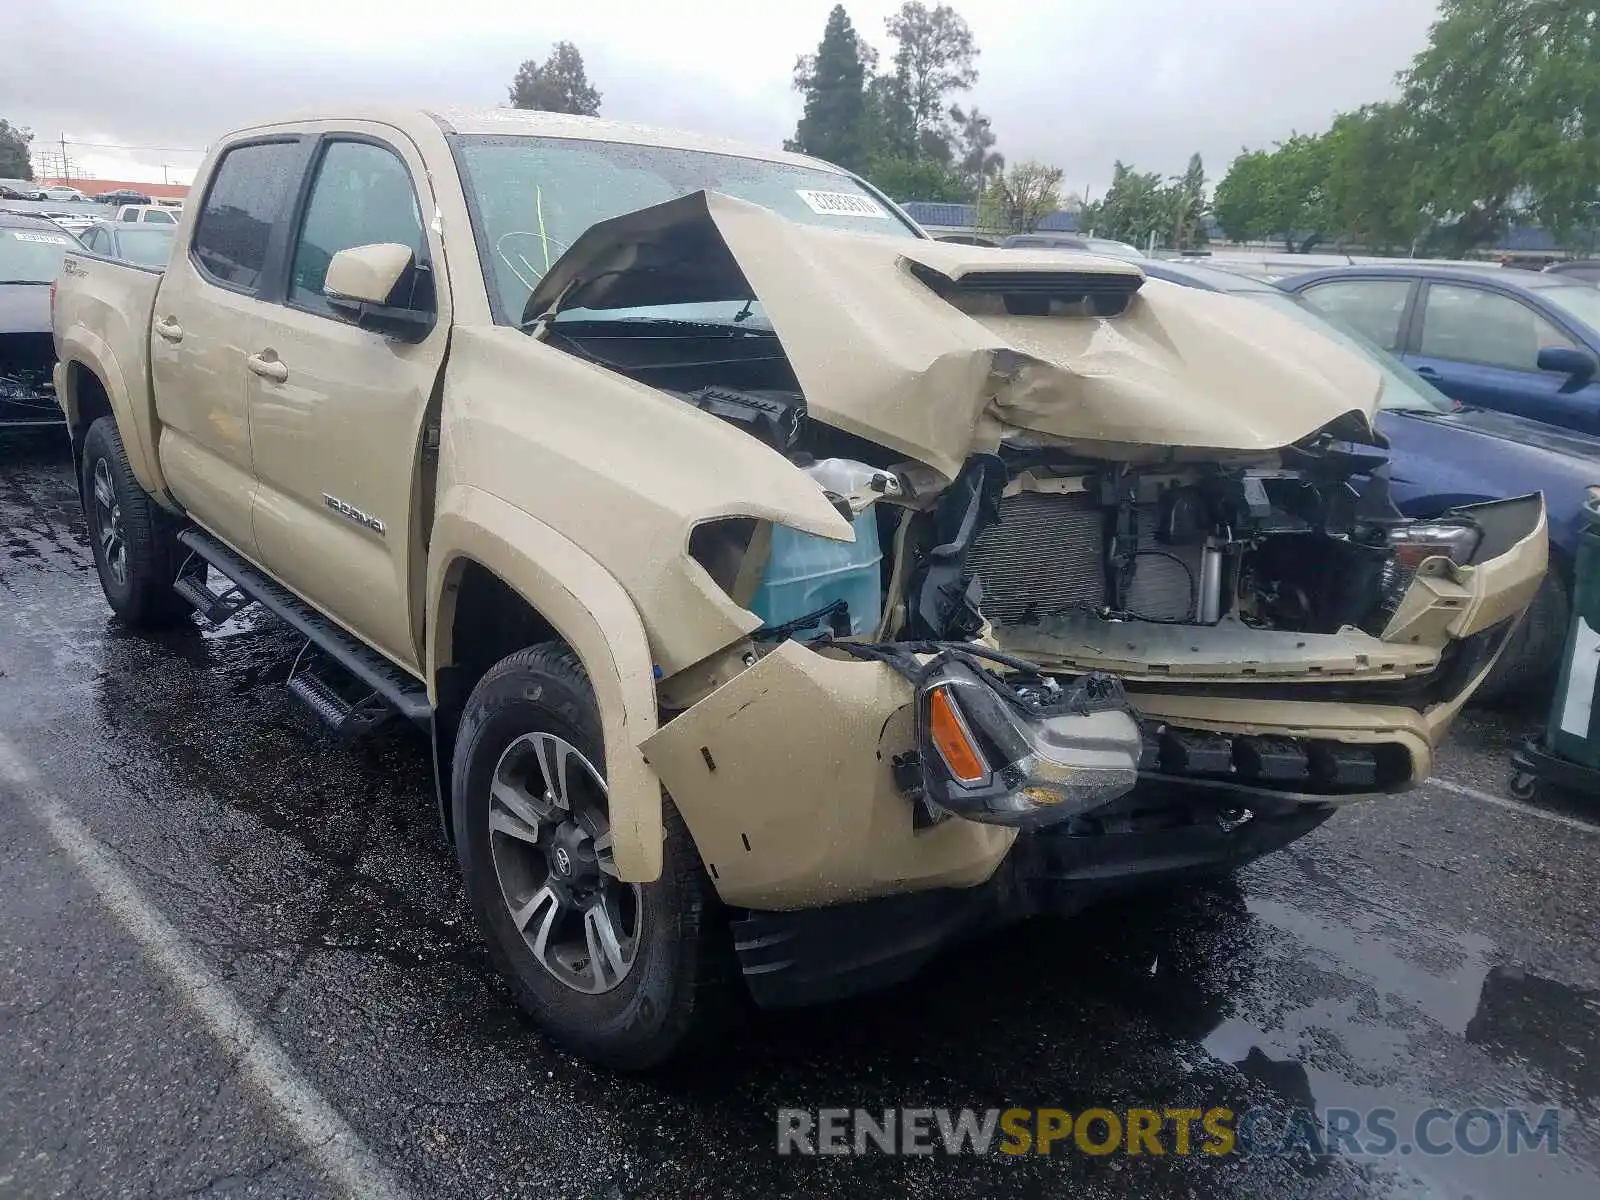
[428,485,663,882]
[57,331,168,499]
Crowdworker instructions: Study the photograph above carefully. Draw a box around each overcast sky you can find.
[3,0,1442,194]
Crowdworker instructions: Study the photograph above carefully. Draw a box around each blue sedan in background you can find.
[1277,264,1600,434]
[1139,258,1597,701]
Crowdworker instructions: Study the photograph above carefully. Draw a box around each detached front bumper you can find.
[731,783,1333,1008]
[641,496,1547,914]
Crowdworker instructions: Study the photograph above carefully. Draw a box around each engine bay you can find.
[544,319,1489,656]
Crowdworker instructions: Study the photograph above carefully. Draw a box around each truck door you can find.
[244,129,449,672]
[150,137,308,557]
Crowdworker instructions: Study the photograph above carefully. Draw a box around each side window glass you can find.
[1418,284,1576,371]
[289,140,428,316]
[119,209,138,223]
[1298,279,1413,351]
[191,140,301,292]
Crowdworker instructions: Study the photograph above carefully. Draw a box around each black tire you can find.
[1474,568,1568,706]
[81,416,190,628]
[451,643,728,1070]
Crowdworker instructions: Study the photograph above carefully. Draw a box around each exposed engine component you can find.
[678,386,805,452]
[952,454,1475,639]
[904,454,1006,640]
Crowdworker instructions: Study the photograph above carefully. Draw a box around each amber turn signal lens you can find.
[928,686,988,783]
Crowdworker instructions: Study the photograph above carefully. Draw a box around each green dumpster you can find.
[1545,495,1600,771]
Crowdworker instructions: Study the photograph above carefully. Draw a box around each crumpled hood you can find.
[527,191,1385,481]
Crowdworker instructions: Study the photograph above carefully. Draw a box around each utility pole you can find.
[59,133,70,183]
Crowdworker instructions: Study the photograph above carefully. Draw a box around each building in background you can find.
[37,178,190,204]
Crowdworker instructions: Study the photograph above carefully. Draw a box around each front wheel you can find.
[451,644,728,1070]
[81,416,190,628]
[1475,569,1569,706]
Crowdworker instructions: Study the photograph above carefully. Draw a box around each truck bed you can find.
[53,252,164,491]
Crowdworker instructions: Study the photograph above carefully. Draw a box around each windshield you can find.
[452,134,917,325]
[1542,284,1600,332]
[1243,290,1453,413]
[116,226,175,268]
[0,226,77,282]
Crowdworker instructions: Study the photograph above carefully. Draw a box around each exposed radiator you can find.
[966,491,1201,627]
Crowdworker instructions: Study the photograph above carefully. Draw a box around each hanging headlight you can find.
[916,662,1141,828]
[1387,519,1482,567]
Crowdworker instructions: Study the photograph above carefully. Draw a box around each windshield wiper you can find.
[549,315,772,336]
[0,279,51,285]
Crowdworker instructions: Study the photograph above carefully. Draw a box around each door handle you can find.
[1414,365,1440,379]
[246,352,288,383]
[154,317,183,343]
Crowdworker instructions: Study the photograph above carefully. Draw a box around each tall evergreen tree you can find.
[509,42,602,116]
[787,5,872,172]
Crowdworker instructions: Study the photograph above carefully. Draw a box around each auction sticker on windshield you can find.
[796,190,887,218]
[9,232,73,244]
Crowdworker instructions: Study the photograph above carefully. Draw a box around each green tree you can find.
[783,3,995,203]
[865,154,969,202]
[787,5,873,172]
[862,72,918,162]
[950,104,1004,198]
[0,120,32,181]
[1213,134,1330,250]
[1402,0,1599,251]
[886,2,978,141]
[1168,153,1210,249]
[1212,148,1273,243]
[978,160,1064,233]
[1080,162,1171,247]
[1322,104,1423,253]
[509,42,602,115]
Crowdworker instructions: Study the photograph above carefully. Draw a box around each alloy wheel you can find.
[91,457,127,587]
[487,731,642,995]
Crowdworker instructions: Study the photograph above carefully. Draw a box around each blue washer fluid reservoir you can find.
[748,461,886,640]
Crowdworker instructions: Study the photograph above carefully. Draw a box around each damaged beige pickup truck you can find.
[52,109,1547,1068]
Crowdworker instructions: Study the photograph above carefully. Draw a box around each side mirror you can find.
[1537,345,1597,380]
[324,242,434,341]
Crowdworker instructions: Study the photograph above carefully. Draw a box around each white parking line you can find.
[1427,775,1600,835]
[0,735,412,1200]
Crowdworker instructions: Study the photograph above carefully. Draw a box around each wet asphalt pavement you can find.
[2,437,1599,1199]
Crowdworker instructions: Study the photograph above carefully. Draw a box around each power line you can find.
[59,139,206,155]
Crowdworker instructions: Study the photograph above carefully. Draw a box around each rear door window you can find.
[191,140,302,292]
[1297,278,1414,351]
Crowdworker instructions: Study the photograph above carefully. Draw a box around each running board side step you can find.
[175,528,432,731]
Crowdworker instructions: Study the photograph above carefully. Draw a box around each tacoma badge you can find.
[321,493,385,536]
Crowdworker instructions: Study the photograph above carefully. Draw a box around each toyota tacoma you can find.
[51,108,1546,1068]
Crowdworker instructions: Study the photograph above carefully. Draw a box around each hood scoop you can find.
[908,260,1144,317]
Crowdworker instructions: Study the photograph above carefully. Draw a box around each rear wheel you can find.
[81,416,189,628]
[451,644,727,1070]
